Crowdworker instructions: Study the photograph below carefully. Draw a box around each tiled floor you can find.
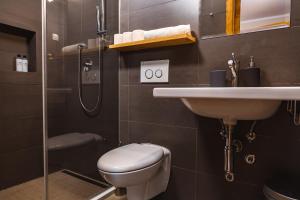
[0,171,124,200]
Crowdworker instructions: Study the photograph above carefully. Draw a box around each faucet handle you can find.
[228,59,234,66]
[228,60,237,78]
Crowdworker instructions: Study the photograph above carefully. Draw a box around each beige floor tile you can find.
[0,171,116,200]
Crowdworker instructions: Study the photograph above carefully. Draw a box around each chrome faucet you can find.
[228,53,239,87]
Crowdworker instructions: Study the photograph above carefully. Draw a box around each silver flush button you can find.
[155,69,163,78]
[140,60,169,83]
[145,69,154,79]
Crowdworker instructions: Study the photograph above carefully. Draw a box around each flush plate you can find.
[140,60,169,83]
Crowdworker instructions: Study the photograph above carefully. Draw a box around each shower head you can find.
[77,43,87,49]
[62,43,87,54]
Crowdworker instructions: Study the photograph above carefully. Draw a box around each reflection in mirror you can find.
[240,0,291,33]
[201,0,291,38]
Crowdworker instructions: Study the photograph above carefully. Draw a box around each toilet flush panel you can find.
[140,60,169,83]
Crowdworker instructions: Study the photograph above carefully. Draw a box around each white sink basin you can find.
[153,87,300,125]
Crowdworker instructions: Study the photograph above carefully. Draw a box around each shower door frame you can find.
[41,0,48,199]
[41,0,122,199]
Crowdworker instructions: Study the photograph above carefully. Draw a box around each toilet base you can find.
[127,183,147,200]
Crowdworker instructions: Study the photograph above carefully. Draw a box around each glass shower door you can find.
[45,0,119,199]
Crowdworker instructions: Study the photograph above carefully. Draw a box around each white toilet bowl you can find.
[97,143,171,200]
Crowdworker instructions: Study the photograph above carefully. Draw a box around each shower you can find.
[78,0,107,115]
[0,0,119,198]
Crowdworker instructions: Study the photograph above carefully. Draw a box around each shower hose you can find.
[77,37,104,116]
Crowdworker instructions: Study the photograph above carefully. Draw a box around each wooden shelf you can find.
[58,33,196,57]
[109,33,196,52]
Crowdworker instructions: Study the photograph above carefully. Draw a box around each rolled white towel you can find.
[114,34,123,44]
[172,24,191,35]
[132,30,145,41]
[122,32,133,43]
[145,27,173,39]
[144,24,191,40]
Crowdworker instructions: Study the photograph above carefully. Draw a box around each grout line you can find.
[127,120,199,130]
[119,83,210,87]
[172,165,197,174]
[129,0,176,14]
[0,145,43,158]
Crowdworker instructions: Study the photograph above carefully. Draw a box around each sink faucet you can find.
[228,53,239,87]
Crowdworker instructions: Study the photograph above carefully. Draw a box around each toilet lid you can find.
[98,143,164,173]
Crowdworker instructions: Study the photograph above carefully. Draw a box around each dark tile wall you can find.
[0,0,43,190]
[47,0,120,180]
[119,0,300,199]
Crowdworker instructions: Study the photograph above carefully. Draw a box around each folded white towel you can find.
[114,34,123,44]
[144,24,191,39]
[132,30,145,41]
[172,24,191,35]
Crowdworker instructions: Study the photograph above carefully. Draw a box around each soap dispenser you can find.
[239,56,260,87]
[22,55,28,72]
[16,54,23,72]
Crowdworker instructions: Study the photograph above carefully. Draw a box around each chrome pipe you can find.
[96,5,101,35]
[96,0,106,36]
[100,0,105,32]
[224,125,235,182]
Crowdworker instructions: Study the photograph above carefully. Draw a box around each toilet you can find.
[97,143,171,200]
[263,174,300,200]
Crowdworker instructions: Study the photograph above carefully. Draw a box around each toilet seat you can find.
[98,143,164,173]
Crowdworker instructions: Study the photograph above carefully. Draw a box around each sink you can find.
[181,98,280,125]
[154,87,300,182]
[153,87,300,125]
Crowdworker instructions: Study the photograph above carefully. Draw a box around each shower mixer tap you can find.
[83,59,93,72]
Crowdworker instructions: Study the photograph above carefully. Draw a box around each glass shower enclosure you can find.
[44,0,119,199]
[0,0,119,199]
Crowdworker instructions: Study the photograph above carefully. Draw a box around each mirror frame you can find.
[226,0,241,35]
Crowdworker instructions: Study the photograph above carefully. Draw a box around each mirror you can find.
[201,0,291,38]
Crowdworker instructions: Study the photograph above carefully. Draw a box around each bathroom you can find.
[0,0,300,199]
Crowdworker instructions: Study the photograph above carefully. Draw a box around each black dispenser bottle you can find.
[239,56,260,87]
